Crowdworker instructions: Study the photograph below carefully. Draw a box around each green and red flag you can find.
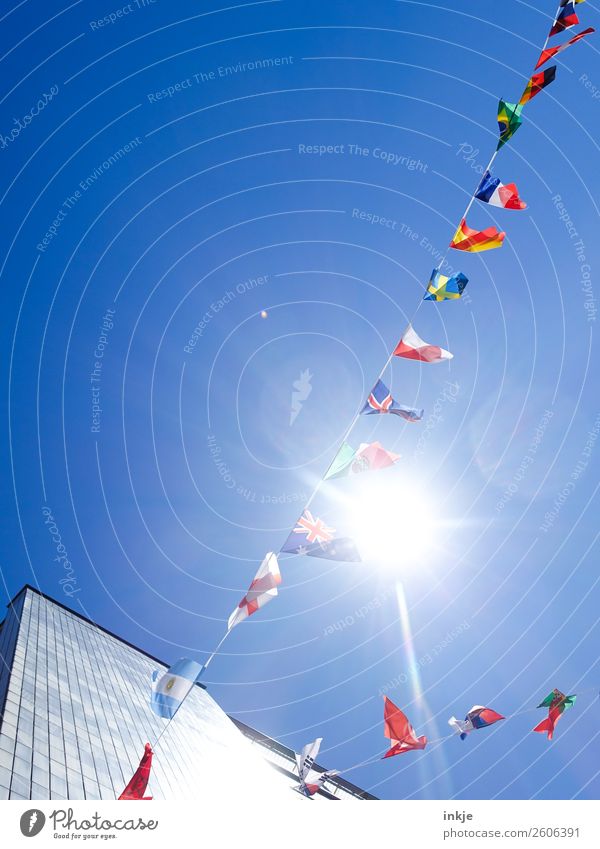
[532,689,576,740]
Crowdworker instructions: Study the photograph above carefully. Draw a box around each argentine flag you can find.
[151,658,203,720]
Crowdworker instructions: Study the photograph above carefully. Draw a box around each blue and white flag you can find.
[151,658,203,720]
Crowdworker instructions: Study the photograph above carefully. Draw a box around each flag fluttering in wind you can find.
[299,769,338,797]
[448,705,505,740]
[497,100,524,149]
[535,27,594,69]
[118,744,153,800]
[520,66,557,105]
[281,510,361,559]
[394,324,453,363]
[361,379,424,421]
[550,2,580,37]
[450,218,506,253]
[296,738,322,781]
[475,171,527,210]
[325,441,401,480]
[533,689,576,740]
[227,552,281,629]
[424,269,469,302]
[382,696,427,758]
[150,658,203,720]
[281,509,335,549]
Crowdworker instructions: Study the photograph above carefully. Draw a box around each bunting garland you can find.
[123,1,596,798]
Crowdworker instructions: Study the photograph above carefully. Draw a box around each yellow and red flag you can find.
[520,66,557,105]
[450,218,505,253]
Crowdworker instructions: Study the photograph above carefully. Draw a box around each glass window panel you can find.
[50,775,67,795]
[30,782,49,800]
[10,774,30,797]
[32,765,49,787]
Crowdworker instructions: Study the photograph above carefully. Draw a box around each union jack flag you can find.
[293,509,335,544]
[361,379,424,422]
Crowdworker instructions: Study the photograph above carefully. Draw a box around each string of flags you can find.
[118,1,596,798]
[287,690,592,792]
[128,670,595,799]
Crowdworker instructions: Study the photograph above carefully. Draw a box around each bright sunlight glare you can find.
[348,478,436,566]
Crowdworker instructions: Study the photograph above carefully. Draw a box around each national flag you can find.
[382,696,427,758]
[424,269,469,302]
[448,705,505,740]
[394,324,453,363]
[280,512,361,560]
[519,66,557,105]
[450,218,505,253]
[296,738,322,781]
[550,2,579,37]
[227,552,281,629]
[324,441,401,480]
[475,171,527,210]
[360,379,423,421]
[281,509,335,551]
[150,658,203,720]
[535,27,594,70]
[299,769,338,797]
[118,744,153,800]
[533,688,576,740]
[497,100,523,150]
[282,527,361,560]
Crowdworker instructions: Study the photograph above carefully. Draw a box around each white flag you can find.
[295,737,323,781]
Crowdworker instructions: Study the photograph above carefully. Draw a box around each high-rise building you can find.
[0,585,374,801]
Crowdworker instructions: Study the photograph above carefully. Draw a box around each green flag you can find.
[497,99,523,150]
[324,442,356,480]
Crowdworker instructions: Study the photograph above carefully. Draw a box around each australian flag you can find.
[281,510,361,561]
[361,380,423,422]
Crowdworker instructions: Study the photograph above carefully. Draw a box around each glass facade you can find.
[0,586,372,801]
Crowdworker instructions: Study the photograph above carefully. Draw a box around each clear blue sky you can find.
[1,0,599,800]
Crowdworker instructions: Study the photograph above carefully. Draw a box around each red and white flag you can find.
[394,324,453,364]
[383,696,427,758]
[227,553,281,630]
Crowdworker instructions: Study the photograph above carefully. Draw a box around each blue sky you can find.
[1,0,599,799]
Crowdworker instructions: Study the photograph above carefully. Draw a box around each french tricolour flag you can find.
[475,171,527,210]
[394,324,453,364]
[151,658,203,720]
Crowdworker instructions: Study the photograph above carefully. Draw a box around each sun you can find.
[347,477,435,567]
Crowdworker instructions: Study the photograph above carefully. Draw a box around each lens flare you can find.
[348,478,435,567]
